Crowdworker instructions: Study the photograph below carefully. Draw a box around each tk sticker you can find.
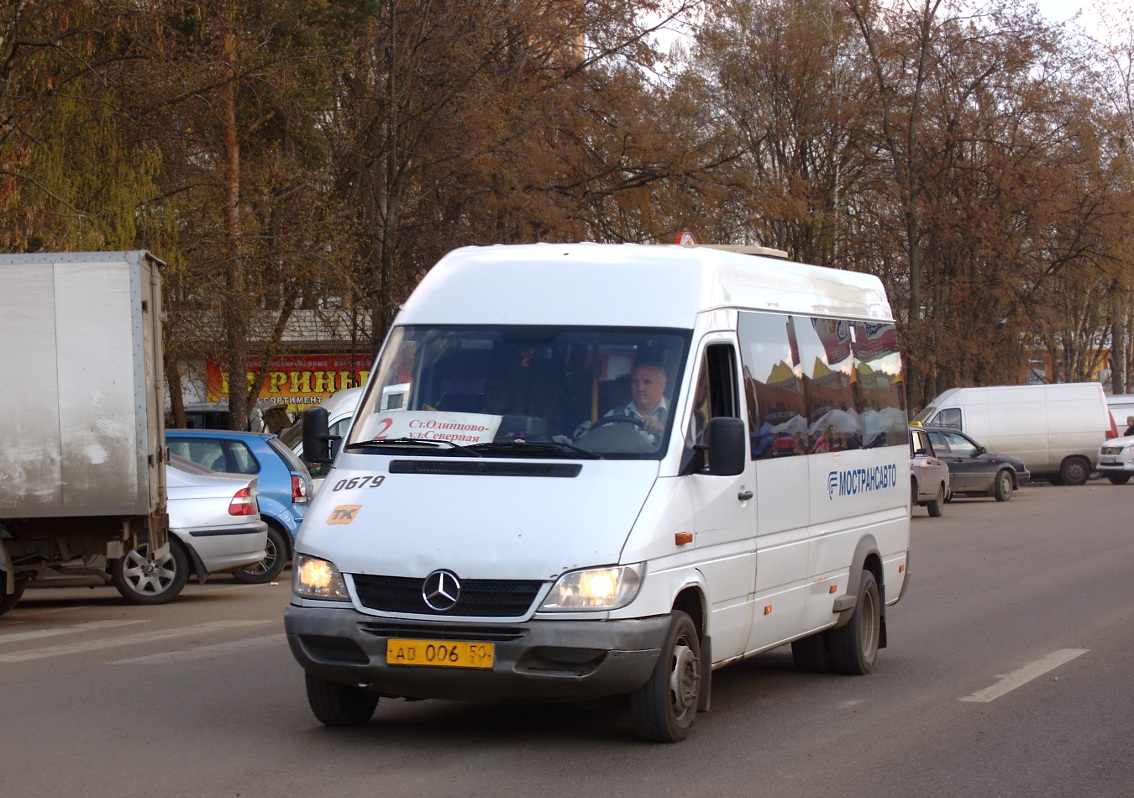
[328,505,361,525]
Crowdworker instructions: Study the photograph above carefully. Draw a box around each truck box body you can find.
[1,251,167,612]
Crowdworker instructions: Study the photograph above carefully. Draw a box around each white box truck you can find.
[0,251,170,615]
[286,242,912,742]
[913,383,1114,485]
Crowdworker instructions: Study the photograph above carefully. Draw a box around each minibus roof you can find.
[399,243,894,328]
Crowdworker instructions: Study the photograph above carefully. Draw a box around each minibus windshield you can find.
[346,325,690,459]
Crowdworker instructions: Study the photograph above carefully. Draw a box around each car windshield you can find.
[345,325,690,459]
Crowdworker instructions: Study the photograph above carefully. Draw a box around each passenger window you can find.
[852,322,908,448]
[738,312,807,459]
[172,439,227,472]
[225,441,260,475]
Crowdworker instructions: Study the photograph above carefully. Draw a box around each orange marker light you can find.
[675,532,693,545]
[899,564,905,573]
[829,585,838,593]
[764,605,773,615]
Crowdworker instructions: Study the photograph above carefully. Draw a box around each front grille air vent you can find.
[353,573,544,617]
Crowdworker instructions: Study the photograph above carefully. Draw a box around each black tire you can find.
[630,611,702,743]
[927,483,944,517]
[1107,474,1131,485]
[305,672,379,726]
[993,469,1014,501]
[111,538,190,605]
[0,576,28,616]
[232,524,289,584]
[827,570,880,675]
[1059,457,1090,486]
[791,632,830,673]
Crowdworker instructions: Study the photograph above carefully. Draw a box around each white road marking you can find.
[0,620,271,663]
[0,620,147,645]
[960,649,1089,703]
[111,633,285,665]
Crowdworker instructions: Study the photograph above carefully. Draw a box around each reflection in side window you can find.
[739,311,907,459]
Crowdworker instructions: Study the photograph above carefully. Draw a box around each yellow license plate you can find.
[385,638,495,669]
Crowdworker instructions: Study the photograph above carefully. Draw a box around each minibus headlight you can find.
[293,554,351,601]
[540,564,643,611]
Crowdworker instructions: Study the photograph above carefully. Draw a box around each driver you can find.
[615,361,668,438]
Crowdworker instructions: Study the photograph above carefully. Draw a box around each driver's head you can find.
[630,362,666,415]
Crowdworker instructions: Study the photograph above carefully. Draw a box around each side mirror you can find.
[302,407,334,465]
[707,417,746,477]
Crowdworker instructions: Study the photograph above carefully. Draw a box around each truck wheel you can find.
[305,672,378,726]
[993,470,1014,501]
[827,570,880,675]
[0,576,28,616]
[1059,457,1090,486]
[112,538,190,605]
[1107,474,1130,485]
[927,484,945,517]
[232,525,288,584]
[630,611,702,743]
[791,632,830,673]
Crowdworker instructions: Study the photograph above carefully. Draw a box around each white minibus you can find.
[285,242,912,742]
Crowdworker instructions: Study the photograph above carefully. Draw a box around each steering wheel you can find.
[589,415,646,430]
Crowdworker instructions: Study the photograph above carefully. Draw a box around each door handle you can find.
[738,490,753,501]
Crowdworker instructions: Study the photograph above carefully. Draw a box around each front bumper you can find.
[284,604,670,702]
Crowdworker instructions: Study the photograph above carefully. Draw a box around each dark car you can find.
[166,429,311,582]
[918,425,1030,501]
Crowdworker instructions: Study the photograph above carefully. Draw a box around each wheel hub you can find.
[670,643,700,713]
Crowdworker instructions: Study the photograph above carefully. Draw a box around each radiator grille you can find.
[352,573,545,617]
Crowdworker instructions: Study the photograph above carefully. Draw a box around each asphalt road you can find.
[2,480,1131,798]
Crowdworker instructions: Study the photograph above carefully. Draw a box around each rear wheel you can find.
[305,672,378,726]
[630,611,702,742]
[927,484,944,517]
[827,570,880,675]
[993,469,1014,501]
[1107,474,1131,485]
[233,524,288,584]
[112,538,189,605]
[1059,456,1090,486]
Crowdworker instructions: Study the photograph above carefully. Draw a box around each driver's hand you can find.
[643,415,663,435]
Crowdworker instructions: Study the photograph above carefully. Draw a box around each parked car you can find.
[26,454,268,605]
[918,425,1030,501]
[278,386,363,492]
[1096,435,1134,484]
[165,429,311,583]
[909,426,950,516]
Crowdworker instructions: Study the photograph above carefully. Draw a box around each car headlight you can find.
[293,554,351,601]
[540,564,643,611]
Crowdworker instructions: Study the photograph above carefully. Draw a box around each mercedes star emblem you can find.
[422,569,461,611]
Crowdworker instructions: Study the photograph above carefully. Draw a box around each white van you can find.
[285,242,912,742]
[913,383,1114,485]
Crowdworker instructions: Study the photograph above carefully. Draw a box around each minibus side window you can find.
[852,321,908,448]
[937,408,962,429]
[794,317,862,452]
[738,312,807,459]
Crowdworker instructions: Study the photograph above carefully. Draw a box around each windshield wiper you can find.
[466,439,602,460]
[344,437,481,457]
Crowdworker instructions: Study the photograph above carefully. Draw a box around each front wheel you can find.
[827,570,880,675]
[1107,474,1131,485]
[993,469,1014,501]
[630,611,702,743]
[305,672,379,726]
[111,538,190,605]
[233,525,288,584]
